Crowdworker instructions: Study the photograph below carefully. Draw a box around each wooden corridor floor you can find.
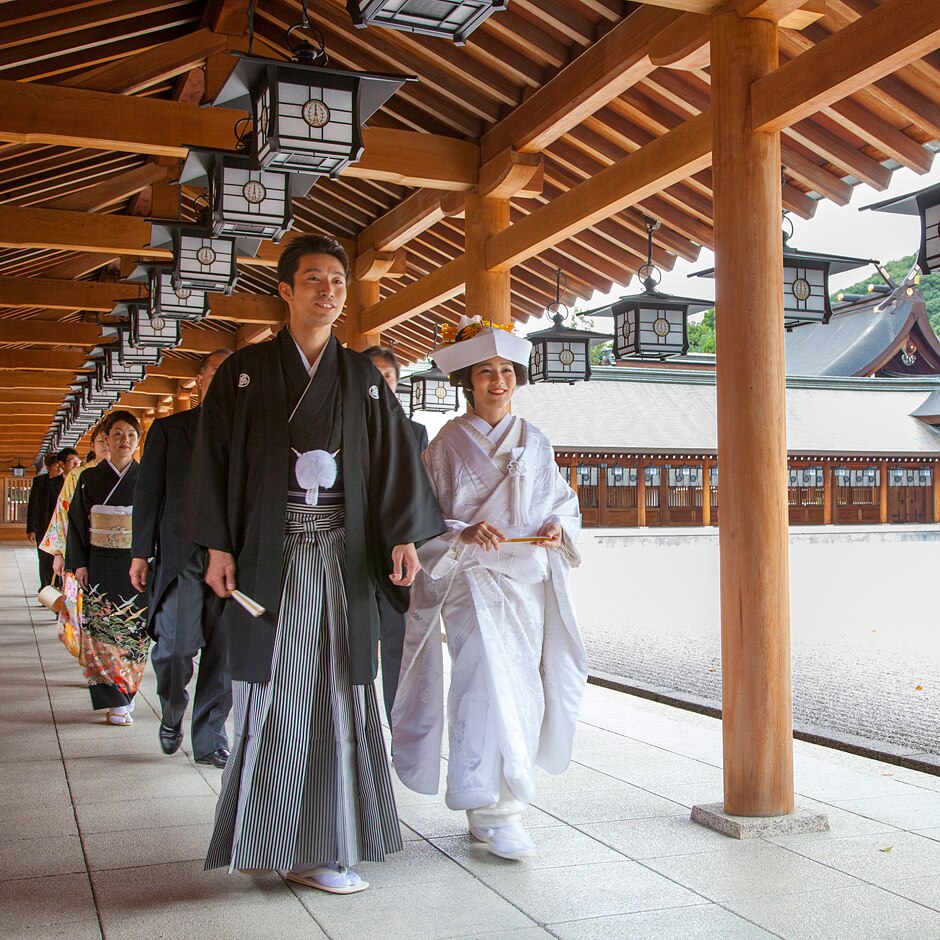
[2,543,940,940]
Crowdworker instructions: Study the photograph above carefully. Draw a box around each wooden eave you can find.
[0,0,938,455]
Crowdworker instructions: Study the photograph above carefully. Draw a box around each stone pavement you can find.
[2,543,939,940]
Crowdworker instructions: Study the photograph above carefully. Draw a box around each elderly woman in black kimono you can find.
[67,410,150,726]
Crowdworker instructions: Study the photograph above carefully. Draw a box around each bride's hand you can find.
[537,522,562,549]
[459,521,506,551]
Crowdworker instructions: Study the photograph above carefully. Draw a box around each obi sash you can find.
[89,505,132,549]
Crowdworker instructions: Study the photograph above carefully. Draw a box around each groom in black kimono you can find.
[185,234,444,890]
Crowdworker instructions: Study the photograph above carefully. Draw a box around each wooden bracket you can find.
[479,149,544,200]
[441,192,468,218]
[649,0,827,70]
[354,248,407,282]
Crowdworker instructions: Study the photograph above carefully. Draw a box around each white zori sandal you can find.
[286,862,369,894]
[106,706,133,725]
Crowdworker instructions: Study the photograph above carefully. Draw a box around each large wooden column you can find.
[465,194,511,325]
[345,278,382,352]
[711,11,794,817]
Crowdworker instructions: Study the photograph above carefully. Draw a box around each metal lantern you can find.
[179,148,316,243]
[864,182,940,275]
[114,328,163,367]
[211,17,413,178]
[128,303,181,350]
[527,269,611,383]
[127,263,208,321]
[346,0,507,44]
[103,348,146,387]
[409,362,459,414]
[394,377,412,412]
[149,224,238,295]
[602,218,711,359]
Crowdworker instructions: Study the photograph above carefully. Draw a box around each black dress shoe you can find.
[159,722,183,755]
[196,747,230,769]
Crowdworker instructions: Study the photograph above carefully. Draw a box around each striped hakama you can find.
[205,504,403,872]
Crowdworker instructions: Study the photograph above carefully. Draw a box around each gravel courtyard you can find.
[570,526,940,757]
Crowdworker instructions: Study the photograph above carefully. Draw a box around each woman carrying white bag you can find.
[392,317,587,860]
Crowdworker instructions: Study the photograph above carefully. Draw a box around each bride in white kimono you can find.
[392,320,587,860]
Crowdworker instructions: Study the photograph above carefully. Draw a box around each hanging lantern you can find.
[128,302,181,350]
[409,362,459,414]
[179,148,316,243]
[693,214,871,331]
[103,348,146,387]
[394,377,412,412]
[600,218,711,360]
[346,0,507,44]
[527,268,611,383]
[864,182,940,275]
[211,11,414,178]
[149,224,238,295]
[128,263,208,321]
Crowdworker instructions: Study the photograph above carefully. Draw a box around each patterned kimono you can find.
[392,414,587,819]
[41,462,94,643]
[66,460,149,710]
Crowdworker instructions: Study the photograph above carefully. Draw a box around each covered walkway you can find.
[2,542,939,939]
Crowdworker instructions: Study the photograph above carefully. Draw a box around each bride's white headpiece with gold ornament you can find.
[431,316,532,376]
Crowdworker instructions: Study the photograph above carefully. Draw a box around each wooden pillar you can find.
[465,194,511,325]
[823,463,833,525]
[636,463,647,528]
[879,460,888,524]
[174,384,192,413]
[139,411,154,455]
[702,459,712,528]
[712,11,793,817]
[932,465,940,522]
[345,277,382,351]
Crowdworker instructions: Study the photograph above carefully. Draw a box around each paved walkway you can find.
[2,543,939,939]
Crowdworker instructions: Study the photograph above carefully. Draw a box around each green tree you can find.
[687,307,716,353]
[686,256,940,353]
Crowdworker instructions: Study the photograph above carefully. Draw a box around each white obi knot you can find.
[293,448,338,506]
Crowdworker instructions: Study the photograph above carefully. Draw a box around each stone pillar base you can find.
[691,802,829,839]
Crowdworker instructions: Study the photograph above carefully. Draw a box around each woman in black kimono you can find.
[67,410,150,725]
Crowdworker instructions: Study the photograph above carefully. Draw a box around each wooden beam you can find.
[0,389,64,404]
[235,323,275,347]
[358,190,448,254]
[151,357,200,380]
[360,258,468,334]
[0,205,168,257]
[349,128,479,191]
[58,28,230,94]
[752,0,940,133]
[0,79,238,158]
[486,114,713,272]
[0,81,478,189]
[0,350,84,372]
[45,164,168,213]
[0,272,283,326]
[0,320,107,347]
[0,276,135,312]
[482,5,683,161]
[203,0,252,35]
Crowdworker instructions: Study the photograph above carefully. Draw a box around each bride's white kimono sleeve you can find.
[391,416,588,796]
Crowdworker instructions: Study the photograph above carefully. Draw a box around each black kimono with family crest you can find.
[183,327,444,685]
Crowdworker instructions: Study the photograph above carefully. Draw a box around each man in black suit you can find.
[362,346,430,730]
[130,350,232,767]
[26,453,65,591]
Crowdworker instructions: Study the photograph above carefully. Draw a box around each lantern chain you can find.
[639,216,662,292]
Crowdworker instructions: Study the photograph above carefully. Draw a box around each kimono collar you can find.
[288,328,329,378]
[466,412,515,446]
[105,459,133,480]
